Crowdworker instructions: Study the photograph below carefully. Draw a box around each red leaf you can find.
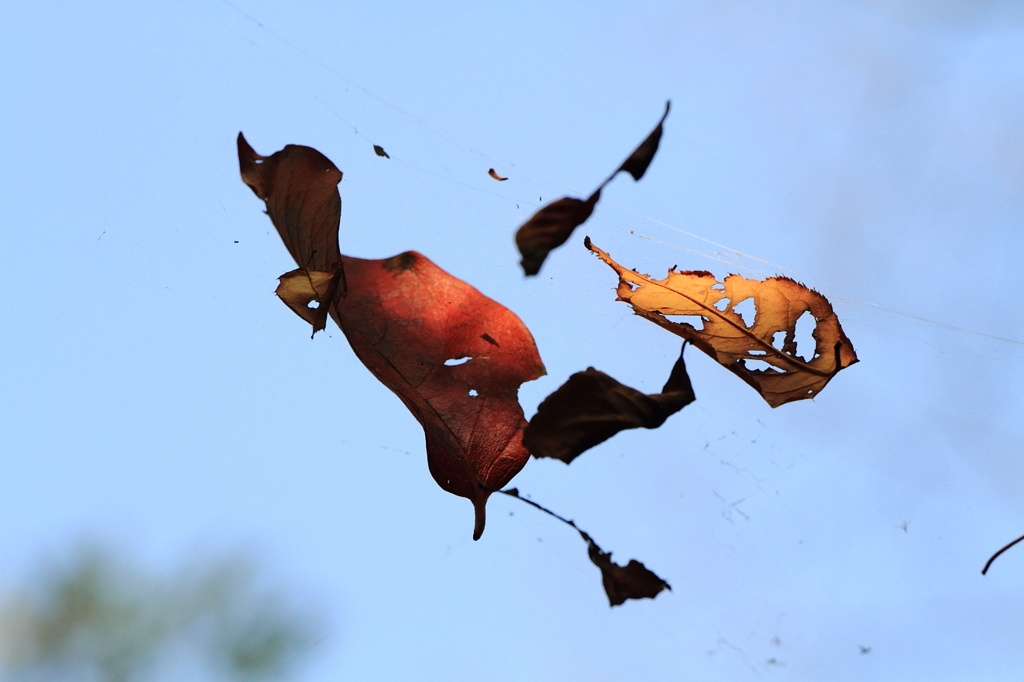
[240,136,547,539]
[275,252,546,540]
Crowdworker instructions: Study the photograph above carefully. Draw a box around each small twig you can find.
[498,489,592,542]
[982,533,1024,575]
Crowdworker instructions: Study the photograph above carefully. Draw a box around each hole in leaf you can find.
[731,297,756,327]
[664,314,706,332]
[444,356,471,366]
[749,350,766,356]
[793,311,817,360]
[772,330,787,349]
[743,359,779,373]
[714,299,729,312]
[468,389,479,397]
[254,159,263,165]
[307,300,319,309]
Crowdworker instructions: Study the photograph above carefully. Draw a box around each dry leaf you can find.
[586,238,858,407]
[488,168,507,181]
[272,251,546,540]
[516,193,601,276]
[240,137,547,539]
[238,133,346,334]
[524,344,694,463]
[373,145,390,158]
[616,100,670,181]
[501,489,671,607]
[584,533,671,607]
[514,101,670,276]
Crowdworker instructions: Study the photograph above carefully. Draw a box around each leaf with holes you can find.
[274,251,546,540]
[586,239,858,407]
[524,344,695,463]
[515,101,670,276]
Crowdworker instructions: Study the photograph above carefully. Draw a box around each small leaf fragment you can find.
[583,532,671,607]
[275,267,346,336]
[488,168,507,181]
[586,239,858,407]
[373,145,390,158]
[524,344,694,463]
[515,192,601,276]
[617,100,670,181]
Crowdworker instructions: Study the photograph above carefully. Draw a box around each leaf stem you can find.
[982,533,1024,575]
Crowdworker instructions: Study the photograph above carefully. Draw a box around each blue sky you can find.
[3,1,1024,679]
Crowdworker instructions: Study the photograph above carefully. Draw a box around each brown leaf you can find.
[238,133,346,334]
[276,251,546,540]
[373,145,390,158]
[514,101,670,276]
[237,133,343,274]
[586,239,858,407]
[515,192,601,276]
[524,345,695,463]
[584,532,671,607]
[488,168,507,181]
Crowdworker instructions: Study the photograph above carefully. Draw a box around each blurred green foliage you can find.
[0,545,322,682]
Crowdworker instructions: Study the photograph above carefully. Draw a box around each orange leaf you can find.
[586,239,858,407]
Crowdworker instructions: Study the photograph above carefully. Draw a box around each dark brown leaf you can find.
[524,345,694,463]
[488,168,507,181]
[515,192,601,276]
[373,145,390,158]
[616,101,670,180]
[514,101,670,276]
[237,133,343,274]
[584,532,671,607]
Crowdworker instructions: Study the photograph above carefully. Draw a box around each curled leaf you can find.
[275,268,346,336]
[373,145,390,158]
[488,168,507,181]
[237,133,343,274]
[514,101,670,276]
[586,238,858,407]
[524,344,694,463]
